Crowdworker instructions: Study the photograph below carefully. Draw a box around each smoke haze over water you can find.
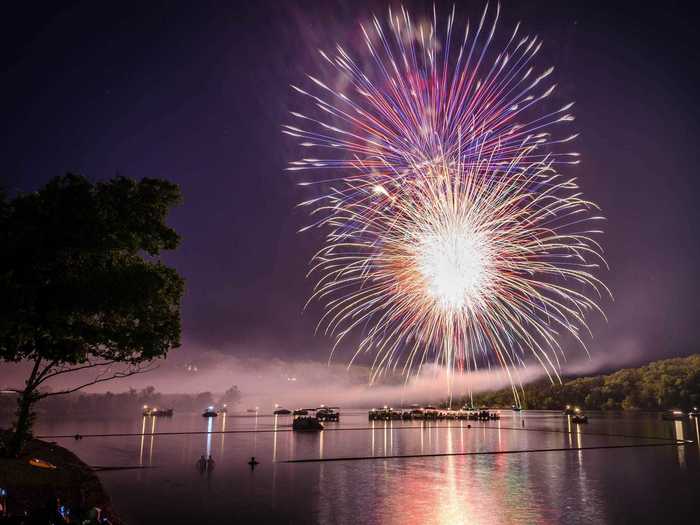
[1,342,652,409]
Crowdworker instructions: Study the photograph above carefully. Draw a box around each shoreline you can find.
[0,432,123,524]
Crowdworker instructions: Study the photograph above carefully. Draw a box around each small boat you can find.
[477,410,500,421]
[217,405,228,414]
[293,408,309,416]
[316,406,340,422]
[142,406,173,417]
[202,407,218,417]
[273,408,292,415]
[563,405,575,415]
[688,407,699,418]
[293,416,324,431]
[511,405,522,412]
[568,407,588,423]
[246,407,259,413]
[662,410,686,421]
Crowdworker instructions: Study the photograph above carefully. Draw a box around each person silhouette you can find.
[196,455,206,474]
[206,455,216,473]
[248,456,259,470]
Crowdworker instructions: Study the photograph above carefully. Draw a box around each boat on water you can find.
[245,407,259,413]
[316,406,340,422]
[293,416,324,431]
[369,406,401,421]
[566,407,588,423]
[688,407,699,418]
[202,406,218,417]
[477,410,500,421]
[563,405,576,415]
[512,405,522,412]
[293,408,308,416]
[662,409,686,421]
[273,408,292,415]
[142,405,173,417]
[409,408,425,420]
[571,408,588,424]
[217,404,228,414]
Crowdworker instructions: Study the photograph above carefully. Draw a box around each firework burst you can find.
[285,4,608,395]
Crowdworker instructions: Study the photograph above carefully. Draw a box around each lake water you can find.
[19,410,700,524]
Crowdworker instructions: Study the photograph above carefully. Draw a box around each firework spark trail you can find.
[285,4,609,400]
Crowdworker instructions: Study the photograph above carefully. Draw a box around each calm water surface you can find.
[20,411,700,524]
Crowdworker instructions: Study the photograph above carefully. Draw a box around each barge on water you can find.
[293,416,324,431]
[368,407,501,421]
[368,406,402,421]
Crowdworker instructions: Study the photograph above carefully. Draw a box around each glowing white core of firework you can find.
[418,224,488,311]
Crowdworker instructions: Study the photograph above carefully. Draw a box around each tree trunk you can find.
[7,358,42,457]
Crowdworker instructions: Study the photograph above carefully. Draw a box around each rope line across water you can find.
[282,441,692,463]
[36,423,692,445]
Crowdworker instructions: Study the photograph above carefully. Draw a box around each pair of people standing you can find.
[196,454,215,474]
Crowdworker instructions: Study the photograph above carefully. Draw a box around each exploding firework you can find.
[284,4,608,395]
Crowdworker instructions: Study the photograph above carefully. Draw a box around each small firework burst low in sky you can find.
[284,4,609,397]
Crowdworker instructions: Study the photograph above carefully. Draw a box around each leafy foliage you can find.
[463,355,700,410]
[0,174,184,454]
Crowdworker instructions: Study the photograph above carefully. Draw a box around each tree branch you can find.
[37,362,159,399]
[36,359,119,384]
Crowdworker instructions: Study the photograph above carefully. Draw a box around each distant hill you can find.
[461,354,700,411]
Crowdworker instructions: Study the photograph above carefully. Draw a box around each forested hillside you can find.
[464,354,700,410]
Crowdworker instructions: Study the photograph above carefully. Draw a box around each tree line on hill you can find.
[460,354,700,411]
[0,385,242,419]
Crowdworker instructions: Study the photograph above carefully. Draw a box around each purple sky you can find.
[1,1,699,389]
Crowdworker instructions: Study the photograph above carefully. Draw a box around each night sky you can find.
[2,1,699,378]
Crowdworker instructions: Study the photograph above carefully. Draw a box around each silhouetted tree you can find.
[221,385,241,405]
[0,174,184,455]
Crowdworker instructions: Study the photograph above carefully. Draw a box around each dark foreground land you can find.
[0,431,121,524]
